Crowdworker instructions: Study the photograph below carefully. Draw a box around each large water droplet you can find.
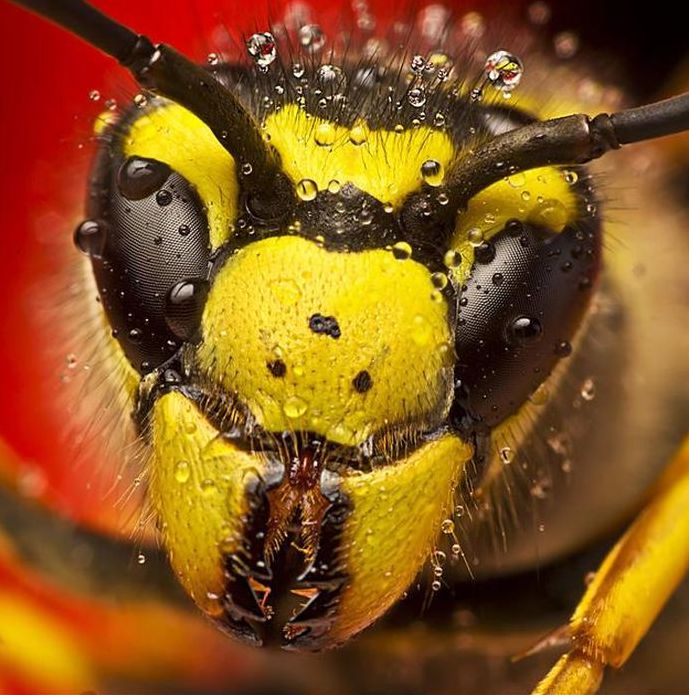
[246,32,277,70]
[165,278,210,340]
[284,395,308,419]
[315,122,336,146]
[408,86,426,107]
[74,219,107,259]
[508,316,542,345]
[117,156,171,201]
[297,178,318,201]
[484,50,524,94]
[391,241,412,260]
[421,159,444,186]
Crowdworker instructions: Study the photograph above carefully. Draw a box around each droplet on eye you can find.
[74,218,107,259]
[507,316,543,345]
[117,157,171,201]
[164,278,210,340]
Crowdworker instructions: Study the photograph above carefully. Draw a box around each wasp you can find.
[2,0,689,692]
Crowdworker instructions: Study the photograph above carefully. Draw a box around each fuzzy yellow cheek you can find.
[328,433,473,645]
[149,391,271,622]
[196,236,454,445]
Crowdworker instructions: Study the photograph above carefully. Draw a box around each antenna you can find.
[442,92,689,210]
[12,0,293,213]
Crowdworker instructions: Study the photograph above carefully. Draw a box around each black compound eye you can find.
[453,217,602,428]
[78,154,211,374]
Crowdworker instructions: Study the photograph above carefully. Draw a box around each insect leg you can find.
[531,434,689,695]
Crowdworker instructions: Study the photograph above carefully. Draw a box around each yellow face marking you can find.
[264,105,455,207]
[197,236,453,446]
[124,103,238,248]
[150,390,269,616]
[331,433,473,644]
[450,165,580,283]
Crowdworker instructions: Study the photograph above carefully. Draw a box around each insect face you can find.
[74,48,602,647]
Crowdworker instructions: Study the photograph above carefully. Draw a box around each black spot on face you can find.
[352,370,373,393]
[267,359,287,377]
[309,313,341,339]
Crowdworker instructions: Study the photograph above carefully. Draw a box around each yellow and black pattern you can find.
[78,42,601,649]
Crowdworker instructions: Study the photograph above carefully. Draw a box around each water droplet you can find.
[451,543,461,555]
[437,191,449,206]
[207,52,220,65]
[508,316,543,344]
[411,54,426,74]
[431,272,448,290]
[580,377,596,401]
[74,218,107,258]
[128,328,143,344]
[88,89,100,101]
[315,122,336,146]
[200,478,218,495]
[491,272,504,286]
[292,62,305,78]
[411,314,432,345]
[156,189,173,206]
[443,249,462,268]
[484,50,524,94]
[349,123,367,145]
[317,64,344,86]
[467,228,484,246]
[408,86,426,107]
[298,24,325,52]
[165,278,210,340]
[564,169,579,185]
[441,518,455,534]
[499,447,514,464]
[532,198,568,231]
[246,32,277,69]
[178,224,191,237]
[117,156,171,201]
[297,178,318,201]
[174,460,191,483]
[455,504,465,517]
[431,579,442,591]
[284,395,308,418]
[137,552,146,564]
[555,340,572,357]
[392,241,412,260]
[507,172,526,188]
[420,159,444,187]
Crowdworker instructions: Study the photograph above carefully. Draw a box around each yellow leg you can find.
[532,434,689,695]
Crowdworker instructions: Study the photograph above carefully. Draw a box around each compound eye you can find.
[77,154,211,373]
[454,218,601,428]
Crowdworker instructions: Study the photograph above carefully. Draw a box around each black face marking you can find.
[309,314,341,339]
[267,359,287,377]
[352,370,373,393]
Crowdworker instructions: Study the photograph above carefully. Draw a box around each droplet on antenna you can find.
[247,32,277,70]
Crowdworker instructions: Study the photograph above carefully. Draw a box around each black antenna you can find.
[12,0,293,212]
[443,92,689,210]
